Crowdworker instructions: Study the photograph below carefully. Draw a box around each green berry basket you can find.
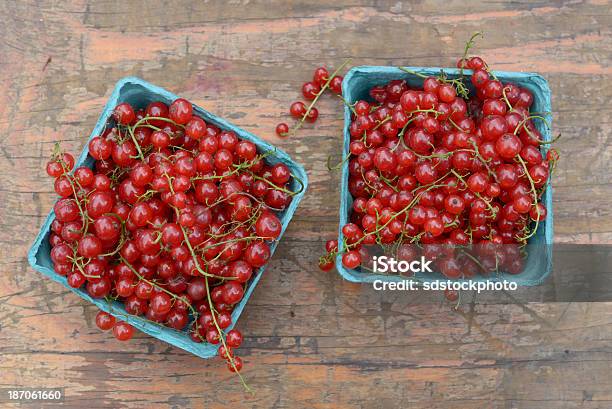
[27,77,308,358]
[336,66,553,286]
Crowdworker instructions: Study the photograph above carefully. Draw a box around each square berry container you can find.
[336,66,553,286]
[27,77,308,358]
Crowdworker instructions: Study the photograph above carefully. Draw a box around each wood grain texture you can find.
[0,0,611,408]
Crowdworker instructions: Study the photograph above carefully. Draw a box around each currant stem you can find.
[515,156,541,241]
[398,67,428,79]
[249,171,303,196]
[459,31,484,78]
[336,94,357,115]
[127,126,146,162]
[327,153,351,171]
[203,273,253,393]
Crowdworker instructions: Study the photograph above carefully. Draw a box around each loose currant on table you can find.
[275,61,351,138]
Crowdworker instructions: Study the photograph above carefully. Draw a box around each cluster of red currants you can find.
[275,65,344,137]
[319,54,558,282]
[46,97,300,374]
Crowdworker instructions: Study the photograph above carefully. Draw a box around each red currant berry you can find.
[276,123,289,137]
[88,137,112,160]
[112,321,134,341]
[313,67,329,86]
[185,117,207,140]
[302,81,321,100]
[306,107,318,122]
[289,101,307,119]
[113,103,136,125]
[168,98,193,124]
[226,329,243,348]
[329,75,343,94]
[95,311,115,331]
[227,356,243,372]
[342,250,361,269]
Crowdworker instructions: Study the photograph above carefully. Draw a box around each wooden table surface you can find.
[1,1,611,408]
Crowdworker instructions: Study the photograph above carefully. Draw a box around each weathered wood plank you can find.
[0,0,611,408]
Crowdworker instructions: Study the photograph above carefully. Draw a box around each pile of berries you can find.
[46,97,301,376]
[319,52,558,281]
[275,64,346,137]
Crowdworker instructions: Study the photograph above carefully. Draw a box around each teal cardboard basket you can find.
[336,66,553,286]
[27,77,308,358]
